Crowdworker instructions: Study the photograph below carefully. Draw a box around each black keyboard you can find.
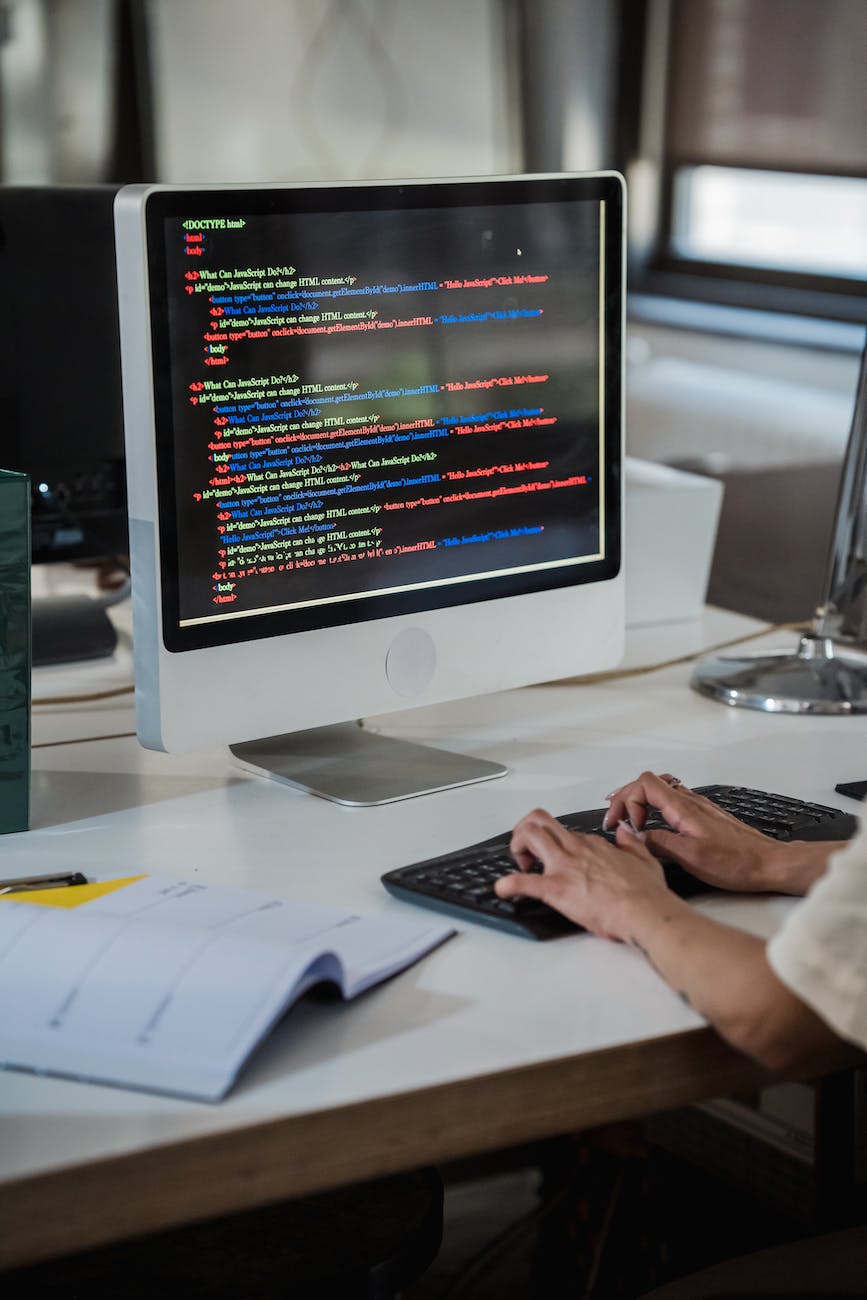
[381,785,859,940]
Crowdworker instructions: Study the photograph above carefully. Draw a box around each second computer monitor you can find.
[116,173,625,802]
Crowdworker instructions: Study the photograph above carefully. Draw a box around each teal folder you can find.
[0,469,30,833]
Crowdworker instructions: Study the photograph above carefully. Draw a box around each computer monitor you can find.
[0,185,127,564]
[0,185,128,665]
[115,174,625,804]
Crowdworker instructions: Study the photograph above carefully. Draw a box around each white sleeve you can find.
[766,821,867,1052]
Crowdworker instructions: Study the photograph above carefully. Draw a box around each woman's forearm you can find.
[624,892,837,1069]
[501,802,843,1069]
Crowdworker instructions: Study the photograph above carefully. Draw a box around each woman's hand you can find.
[496,785,843,1073]
[604,772,831,895]
[495,808,672,941]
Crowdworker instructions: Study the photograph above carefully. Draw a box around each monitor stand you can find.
[229,723,508,806]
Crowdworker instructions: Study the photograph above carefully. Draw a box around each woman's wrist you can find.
[620,884,693,953]
[757,839,834,895]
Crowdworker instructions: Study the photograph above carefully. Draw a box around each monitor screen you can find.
[116,174,625,799]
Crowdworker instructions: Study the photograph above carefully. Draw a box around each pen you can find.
[0,871,88,896]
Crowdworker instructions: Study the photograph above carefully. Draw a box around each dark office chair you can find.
[637,1221,867,1298]
[0,1167,443,1300]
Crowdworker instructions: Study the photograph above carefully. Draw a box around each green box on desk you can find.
[0,469,30,833]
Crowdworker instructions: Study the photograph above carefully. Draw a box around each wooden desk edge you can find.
[1,1028,860,1272]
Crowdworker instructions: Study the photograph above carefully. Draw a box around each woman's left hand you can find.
[494,808,672,941]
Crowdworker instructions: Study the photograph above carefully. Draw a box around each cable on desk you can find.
[537,621,809,689]
[31,622,806,747]
[32,683,135,707]
[32,730,137,750]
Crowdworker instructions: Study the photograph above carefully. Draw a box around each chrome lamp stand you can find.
[692,339,867,714]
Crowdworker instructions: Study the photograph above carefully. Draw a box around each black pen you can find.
[0,871,88,896]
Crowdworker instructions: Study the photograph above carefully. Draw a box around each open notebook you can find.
[0,874,452,1101]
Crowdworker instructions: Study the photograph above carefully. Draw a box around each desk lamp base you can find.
[691,634,867,715]
[694,336,867,716]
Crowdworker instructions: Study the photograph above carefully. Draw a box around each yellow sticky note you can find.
[1,875,147,908]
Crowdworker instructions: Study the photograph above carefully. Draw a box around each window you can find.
[672,167,867,280]
[621,0,867,321]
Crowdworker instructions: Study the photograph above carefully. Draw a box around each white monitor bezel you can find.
[116,173,625,754]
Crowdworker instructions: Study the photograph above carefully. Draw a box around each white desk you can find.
[2,606,864,1269]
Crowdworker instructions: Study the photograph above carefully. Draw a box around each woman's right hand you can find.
[604,771,832,895]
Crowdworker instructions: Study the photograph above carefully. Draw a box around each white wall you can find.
[149,0,518,183]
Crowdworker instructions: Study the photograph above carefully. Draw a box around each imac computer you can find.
[115,174,625,804]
